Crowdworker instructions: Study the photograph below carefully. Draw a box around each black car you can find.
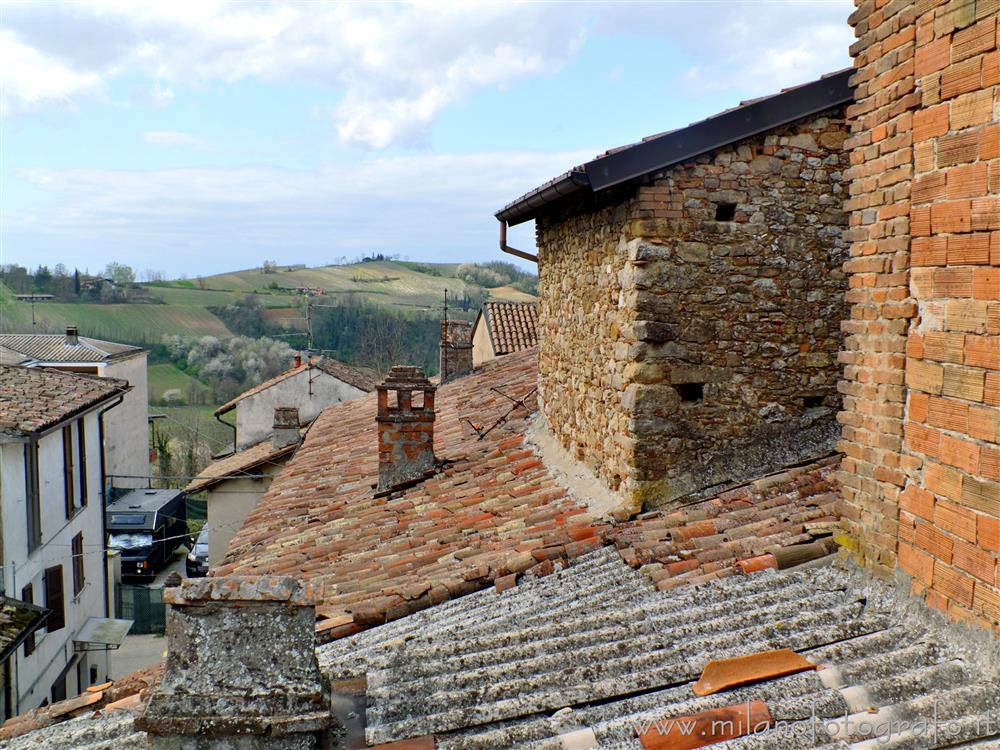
[186,528,209,577]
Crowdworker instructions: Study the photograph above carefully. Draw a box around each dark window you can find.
[715,203,737,221]
[72,533,85,596]
[676,383,705,402]
[77,421,88,507]
[44,566,64,632]
[25,443,41,552]
[50,674,66,703]
[803,395,825,408]
[62,426,74,518]
[21,584,34,656]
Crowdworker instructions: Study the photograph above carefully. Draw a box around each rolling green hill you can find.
[1,260,533,346]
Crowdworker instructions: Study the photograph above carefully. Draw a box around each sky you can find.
[1,1,854,278]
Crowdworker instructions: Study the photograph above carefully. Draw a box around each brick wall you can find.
[842,0,999,633]
[537,110,850,510]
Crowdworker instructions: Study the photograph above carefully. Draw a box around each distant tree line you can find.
[1,262,149,303]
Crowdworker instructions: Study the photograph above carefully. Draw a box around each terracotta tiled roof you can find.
[0,333,142,363]
[479,302,537,355]
[185,431,304,493]
[214,356,374,416]
[216,349,846,642]
[0,596,47,664]
[0,365,130,436]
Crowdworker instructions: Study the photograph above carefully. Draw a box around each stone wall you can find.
[842,0,999,634]
[536,109,851,510]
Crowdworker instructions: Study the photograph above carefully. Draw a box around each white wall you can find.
[472,318,495,367]
[234,368,365,450]
[205,464,284,566]
[99,353,149,488]
[1,410,110,713]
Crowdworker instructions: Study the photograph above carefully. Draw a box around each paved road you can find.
[111,546,191,679]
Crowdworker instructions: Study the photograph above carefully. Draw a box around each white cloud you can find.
[143,130,204,147]
[4,149,592,273]
[1,2,851,147]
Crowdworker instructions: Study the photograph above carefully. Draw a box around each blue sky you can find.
[1,1,853,278]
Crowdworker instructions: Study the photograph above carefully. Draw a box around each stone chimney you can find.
[377,366,436,492]
[65,325,79,346]
[272,406,301,450]
[439,319,473,382]
[135,576,332,748]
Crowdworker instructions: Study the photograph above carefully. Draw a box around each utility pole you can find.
[305,298,313,351]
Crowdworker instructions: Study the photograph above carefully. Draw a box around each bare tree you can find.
[359,314,407,378]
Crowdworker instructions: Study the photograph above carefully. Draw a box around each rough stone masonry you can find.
[535,110,851,510]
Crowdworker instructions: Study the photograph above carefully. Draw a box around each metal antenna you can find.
[443,289,448,323]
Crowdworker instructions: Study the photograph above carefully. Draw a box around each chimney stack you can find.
[294,352,302,368]
[272,406,301,450]
[376,366,436,492]
[439,319,473,383]
[135,576,332,749]
[65,326,79,346]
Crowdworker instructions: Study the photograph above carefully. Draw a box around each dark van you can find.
[106,489,187,580]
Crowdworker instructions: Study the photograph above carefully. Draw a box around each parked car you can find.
[186,528,209,578]
[107,489,187,581]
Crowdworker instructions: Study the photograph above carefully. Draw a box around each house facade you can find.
[0,328,149,490]
[839,0,999,631]
[215,356,373,451]
[0,366,131,715]
[497,72,854,510]
[471,301,538,367]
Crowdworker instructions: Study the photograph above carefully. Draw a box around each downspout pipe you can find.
[498,220,538,264]
[215,412,237,455]
[98,393,125,621]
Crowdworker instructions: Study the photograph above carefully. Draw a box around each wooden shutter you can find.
[21,584,35,656]
[72,533,85,596]
[24,443,41,552]
[62,426,74,518]
[77,420,88,507]
[44,566,64,632]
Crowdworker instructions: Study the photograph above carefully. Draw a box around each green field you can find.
[148,363,212,403]
[152,404,233,455]
[0,297,233,344]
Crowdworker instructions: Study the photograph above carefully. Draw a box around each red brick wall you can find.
[842,0,999,633]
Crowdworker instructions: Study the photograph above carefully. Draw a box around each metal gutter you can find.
[495,170,591,226]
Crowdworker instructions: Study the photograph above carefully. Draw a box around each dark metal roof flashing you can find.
[496,69,854,226]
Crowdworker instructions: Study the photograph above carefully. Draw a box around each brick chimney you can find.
[135,576,332,748]
[439,319,473,382]
[65,325,79,346]
[294,352,302,368]
[376,366,436,492]
[272,406,301,450]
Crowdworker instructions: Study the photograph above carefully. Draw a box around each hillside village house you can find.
[496,70,855,510]
[214,355,373,452]
[0,366,133,718]
[2,5,1000,747]
[187,356,373,564]
[471,301,538,366]
[0,328,149,490]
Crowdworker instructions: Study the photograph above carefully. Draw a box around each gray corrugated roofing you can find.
[0,334,142,363]
[496,69,854,226]
[319,547,1000,749]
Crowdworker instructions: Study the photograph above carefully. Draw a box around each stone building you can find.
[838,0,999,631]
[496,71,855,509]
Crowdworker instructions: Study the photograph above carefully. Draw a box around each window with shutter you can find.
[72,533,85,596]
[24,443,41,552]
[44,566,65,632]
[62,426,75,518]
[77,420,88,507]
[21,583,35,656]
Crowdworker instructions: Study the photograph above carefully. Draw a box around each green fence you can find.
[115,584,166,635]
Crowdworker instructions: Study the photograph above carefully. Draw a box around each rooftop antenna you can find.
[443,289,448,323]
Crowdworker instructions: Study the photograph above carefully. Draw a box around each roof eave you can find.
[495,170,591,226]
[494,69,853,226]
